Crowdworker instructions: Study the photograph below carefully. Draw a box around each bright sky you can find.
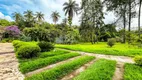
[0,0,142,29]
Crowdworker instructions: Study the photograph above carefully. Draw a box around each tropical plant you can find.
[12,12,23,24]
[51,11,60,24]
[63,0,79,26]
[35,12,44,24]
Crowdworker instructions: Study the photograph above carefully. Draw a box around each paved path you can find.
[0,43,24,80]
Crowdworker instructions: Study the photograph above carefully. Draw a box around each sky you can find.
[0,0,141,29]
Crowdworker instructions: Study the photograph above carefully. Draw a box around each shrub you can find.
[107,38,116,47]
[19,34,31,42]
[38,41,54,52]
[16,45,41,59]
[23,27,56,42]
[134,56,142,66]
[4,26,20,38]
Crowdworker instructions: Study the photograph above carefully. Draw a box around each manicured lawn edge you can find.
[19,52,80,74]
[73,59,116,80]
[24,56,95,80]
[124,63,142,80]
[39,49,69,58]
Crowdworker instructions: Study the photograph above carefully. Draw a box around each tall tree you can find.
[24,10,34,22]
[80,0,104,44]
[12,12,23,24]
[138,0,142,39]
[51,11,60,24]
[63,0,79,26]
[24,10,35,27]
[35,12,44,24]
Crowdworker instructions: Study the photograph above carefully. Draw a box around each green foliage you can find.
[19,34,31,42]
[107,38,116,47]
[134,56,142,66]
[23,27,56,42]
[16,44,41,59]
[56,43,142,57]
[24,56,95,80]
[0,19,15,26]
[124,63,142,80]
[1,38,14,43]
[19,52,80,73]
[73,59,116,80]
[39,49,69,58]
[38,41,54,52]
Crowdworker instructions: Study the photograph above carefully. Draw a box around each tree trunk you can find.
[123,6,126,43]
[138,0,142,39]
[128,0,131,44]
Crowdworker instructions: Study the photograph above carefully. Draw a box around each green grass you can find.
[24,56,95,80]
[19,52,80,74]
[56,42,142,57]
[73,59,116,80]
[124,63,142,80]
[39,49,69,58]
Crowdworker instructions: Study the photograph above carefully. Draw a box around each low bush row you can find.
[25,56,95,80]
[12,40,54,59]
[134,56,142,66]
[73,59,116,80]
[20,52,80,73]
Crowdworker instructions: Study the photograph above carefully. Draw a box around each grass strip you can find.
[25,56,95,80]
[39,49,69,58]
[19,52,80,74]
[124,63,142,80]
[73,59,116,80]
[56,43,142,57]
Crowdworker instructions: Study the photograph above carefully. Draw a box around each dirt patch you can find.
[112,62,125,80]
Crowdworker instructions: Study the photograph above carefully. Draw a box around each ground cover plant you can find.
[24,56,95,80]
[73,59,116,80]
[124,63,142,80]
[56,43,142,57]
[19,52,80,73]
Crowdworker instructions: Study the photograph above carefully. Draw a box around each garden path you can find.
[58,48,135,80]
[0,43,24,80]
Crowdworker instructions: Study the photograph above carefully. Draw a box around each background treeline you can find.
[0,0,142,45]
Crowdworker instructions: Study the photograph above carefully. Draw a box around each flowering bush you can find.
[5,26,20,38]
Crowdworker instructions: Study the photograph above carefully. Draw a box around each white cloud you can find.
[0,12,13,21]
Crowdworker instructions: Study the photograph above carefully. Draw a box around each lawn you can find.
[56,42,142,57]
[73,59,116,80]
[124,63,142,80]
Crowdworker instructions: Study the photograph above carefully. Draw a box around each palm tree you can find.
[24,10,34,22]
[35,12,44,23]
[24,10,35,27]
[51,11,60,24]
[63,0,79,26]
[12,12,22,24]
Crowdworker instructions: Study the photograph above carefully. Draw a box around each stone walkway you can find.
[0,43,24,80]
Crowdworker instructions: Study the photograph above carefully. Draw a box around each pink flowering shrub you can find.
[5,26,21,38]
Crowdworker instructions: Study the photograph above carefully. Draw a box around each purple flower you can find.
[5,26,21,37]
